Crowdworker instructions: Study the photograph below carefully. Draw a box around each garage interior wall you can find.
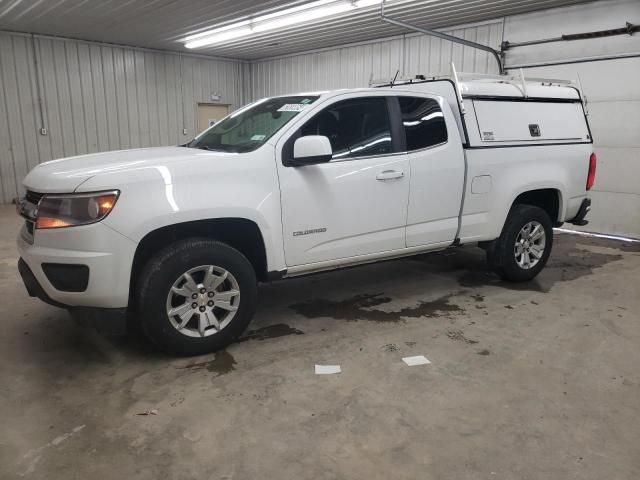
[248,0,639,238]
[0,32,246,204]
[0,20,502,206]
[248,19,504,100]
[503,0,640,239]
[0,0,638,237]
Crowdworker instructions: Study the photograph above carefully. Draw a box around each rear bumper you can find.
[568,198,591,226]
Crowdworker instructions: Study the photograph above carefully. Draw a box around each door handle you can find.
[376,170,404,181]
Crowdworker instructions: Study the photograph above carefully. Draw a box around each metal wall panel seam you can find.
[0,36,17,200]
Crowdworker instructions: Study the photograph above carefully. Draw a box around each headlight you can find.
[35,190,120,229]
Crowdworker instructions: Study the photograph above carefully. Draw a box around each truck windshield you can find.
[188,95,319,153]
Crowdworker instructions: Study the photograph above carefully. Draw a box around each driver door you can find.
[276,95,410,267]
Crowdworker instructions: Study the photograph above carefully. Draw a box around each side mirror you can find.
[292,136,332,166]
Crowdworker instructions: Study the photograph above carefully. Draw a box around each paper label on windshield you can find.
[251,134,266,141]
[278,104,306,112]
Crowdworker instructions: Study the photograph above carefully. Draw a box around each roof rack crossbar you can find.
[576,73,589,116]
[454,72,575,85]
[450,62,465,114]
[369,71,577,88]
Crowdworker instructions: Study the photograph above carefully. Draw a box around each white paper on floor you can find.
[402,355,431,366]
[315,364,342,375]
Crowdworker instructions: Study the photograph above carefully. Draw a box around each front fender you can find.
[76,151,286,272]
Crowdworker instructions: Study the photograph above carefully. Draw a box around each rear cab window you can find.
[398,96,448,151]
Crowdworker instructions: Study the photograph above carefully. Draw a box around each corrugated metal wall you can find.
[502,0,640,238]
[2,0,637,237]
[0,32,245,203]
[248,20,504,101]
[246,2,640,239]
[0,21,502,204]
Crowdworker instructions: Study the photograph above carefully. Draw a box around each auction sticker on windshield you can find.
[278,104,307,112]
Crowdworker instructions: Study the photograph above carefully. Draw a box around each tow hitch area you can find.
[570,198,591,226]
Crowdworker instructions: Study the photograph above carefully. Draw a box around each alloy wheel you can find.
[165,265,240,338]
[514,221,546,269]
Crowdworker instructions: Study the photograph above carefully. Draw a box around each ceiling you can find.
[0,0,595,60]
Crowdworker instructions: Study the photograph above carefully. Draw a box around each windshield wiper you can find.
[196,145,222,152]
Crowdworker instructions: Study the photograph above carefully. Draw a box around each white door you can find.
[396,95,466,247]
[276,96,410,267]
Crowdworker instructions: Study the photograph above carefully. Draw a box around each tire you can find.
[487,204,553,282]
[136,238,257,356]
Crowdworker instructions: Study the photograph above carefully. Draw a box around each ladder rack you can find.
[370,63,587,115]
[369,64,577,89]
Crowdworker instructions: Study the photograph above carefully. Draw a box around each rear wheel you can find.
[136,239,257,355]
[487,204,553,282]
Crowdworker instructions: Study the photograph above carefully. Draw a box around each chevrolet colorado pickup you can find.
[17,76,595,355]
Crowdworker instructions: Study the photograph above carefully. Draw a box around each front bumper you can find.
[18,258,128,333]
[17,221,137,309]
[18,258,66,308]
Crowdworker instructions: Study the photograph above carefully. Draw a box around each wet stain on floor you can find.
[565,235,640,253]
[456,235,629,292]
[180,350,237,376]
[290,292,465,323]
[458,271,548,292]
[238,323,304,342]
[446,330,479,344]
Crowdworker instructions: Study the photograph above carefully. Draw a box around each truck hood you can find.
[22,146,227,193]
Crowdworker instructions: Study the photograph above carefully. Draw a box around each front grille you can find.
[25,190,44,205]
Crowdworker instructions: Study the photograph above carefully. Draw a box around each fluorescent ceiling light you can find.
[184,0,383,49]
[253,3,354,33]
[186,27,253,48]
[355,0,385,6]
[184,20,251,42]
[252,0,336,23]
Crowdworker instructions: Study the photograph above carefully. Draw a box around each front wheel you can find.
[487,204,553,282]
[136,238,257,355]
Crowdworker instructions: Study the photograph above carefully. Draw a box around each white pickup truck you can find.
[17,74,595,355]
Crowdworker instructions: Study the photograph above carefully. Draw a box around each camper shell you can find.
[372,69,594,243]
[372,71,593,149]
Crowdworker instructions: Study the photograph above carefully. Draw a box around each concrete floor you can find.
[1,204,639,480]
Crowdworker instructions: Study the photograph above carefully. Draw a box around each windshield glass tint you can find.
[189,96,319,153]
